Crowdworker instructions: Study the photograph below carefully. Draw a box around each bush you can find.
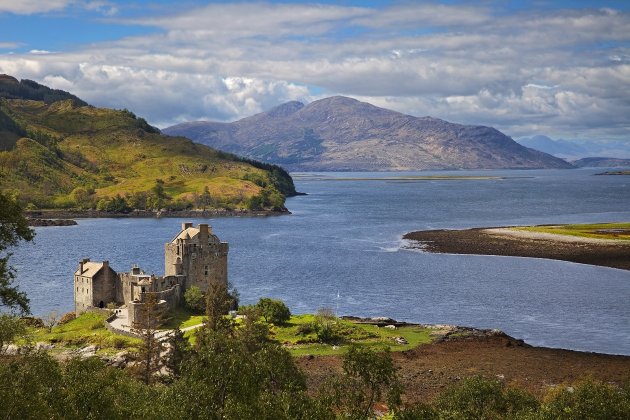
[540,380,630,419]
[435,375,539,418]
[58,312,76,325]
[255,298,291,325]
[184,286,205,313]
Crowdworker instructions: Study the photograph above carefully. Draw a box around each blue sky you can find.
[0,1,629,141]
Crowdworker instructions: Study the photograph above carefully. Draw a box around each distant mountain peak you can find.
[0,74,19,85]
[164,97,573,171]
[265,100,304,118]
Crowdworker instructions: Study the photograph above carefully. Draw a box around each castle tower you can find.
[164,222,229,292]
[73,259,118,314]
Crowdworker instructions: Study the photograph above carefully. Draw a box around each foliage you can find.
[202,281,236,334]
[58,311,76,325]
[322,345,402,419]
[26,311,140,350]
[0,191,34,314]
[131,293,165,385]
[0,96,296,211]
[0,77,87,105]
[434,375,540,419]
[539,380,630,420]
[0,314,25,352]
[253,297,291,325]
[183,285,205,313]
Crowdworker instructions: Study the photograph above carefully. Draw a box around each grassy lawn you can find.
[514,222,630,241]
[161,306,205,330]
[25,312,141,352]
[270,314,435,357]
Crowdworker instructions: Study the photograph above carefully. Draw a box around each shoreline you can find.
[402,226,630,271]
[25,207,290,221]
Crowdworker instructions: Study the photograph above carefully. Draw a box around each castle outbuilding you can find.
[73,223,229,324]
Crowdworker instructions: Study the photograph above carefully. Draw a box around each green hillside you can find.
[0,83,296,212]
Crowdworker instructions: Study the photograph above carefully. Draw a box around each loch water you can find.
[11,169,630,355]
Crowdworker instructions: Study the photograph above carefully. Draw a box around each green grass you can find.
[270,314,434,356]
[0,98,291,209]
[25,312,141,352]
[514,222,630,241]
[161,306,205,330]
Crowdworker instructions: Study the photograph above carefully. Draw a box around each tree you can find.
[0,191,34,314]
[0,314,25,353]
[203,281,235,333]
[323,345,402,419]
[255,297,291,325]
[131,293,165,385]
[44,310,59,333]
[183,285,205,313]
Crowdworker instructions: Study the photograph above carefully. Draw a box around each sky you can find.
[0,0,629,142]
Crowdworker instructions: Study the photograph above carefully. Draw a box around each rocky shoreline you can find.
[27,218,78,227]
[25,207,290,220]
[403,227,630,271]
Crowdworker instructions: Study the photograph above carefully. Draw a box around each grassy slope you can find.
[0,98,291,209]
[25,312,141,353]
[165,309,435,356]
[515,222,630,241]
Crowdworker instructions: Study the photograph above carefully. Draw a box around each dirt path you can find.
[297,335,630,404]
[402,227,630,270]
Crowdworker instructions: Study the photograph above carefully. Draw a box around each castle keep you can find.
[74,223,228,324]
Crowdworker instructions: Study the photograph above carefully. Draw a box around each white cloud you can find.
[0,2,628,140]
[0,0,72,15]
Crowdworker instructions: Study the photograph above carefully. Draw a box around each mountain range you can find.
[0,75,295,211]
[516,135,630,160]
[164,96,572,171]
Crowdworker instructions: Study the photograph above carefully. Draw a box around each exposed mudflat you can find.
[297,334,630,404]
[403,227,630,270]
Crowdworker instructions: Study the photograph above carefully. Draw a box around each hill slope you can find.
[0,77,296,212]
[164,96,572,171]
[571,157,630,168]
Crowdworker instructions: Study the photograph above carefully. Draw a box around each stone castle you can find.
[74,223,228,324]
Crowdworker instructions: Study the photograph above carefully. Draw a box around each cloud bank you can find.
[0,2,628,141]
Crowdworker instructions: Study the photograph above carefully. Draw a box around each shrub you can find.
[435,375,539,418]
[540,380,630,419]
[184,286,205,313]
[58,312,76,325]
[255,298,291,326]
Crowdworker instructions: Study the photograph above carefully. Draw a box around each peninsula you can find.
[403,223,630,271]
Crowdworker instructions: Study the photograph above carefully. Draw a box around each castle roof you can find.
[173,227,199,242]
[75,261,106,277]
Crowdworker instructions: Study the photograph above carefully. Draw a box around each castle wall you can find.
[92,267,117,308]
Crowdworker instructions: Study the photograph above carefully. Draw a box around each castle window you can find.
[204,265,208,276]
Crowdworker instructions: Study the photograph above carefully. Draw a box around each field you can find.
[514,222,630,241]
[162,309,435,356]
[24,312,140,353]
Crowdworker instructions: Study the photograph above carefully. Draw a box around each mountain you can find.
[164,96,572,171]
[516,135,630,160]
[572,157,630,168]
[0,75,296,211]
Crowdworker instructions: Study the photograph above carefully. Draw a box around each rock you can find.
[384,325,396,329]
[78,345,98,357]
[35,342,54,351]
[3,344,19,355]
[394,336,408,345]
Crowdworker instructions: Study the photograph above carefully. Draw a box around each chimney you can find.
[102,260,109,269]
[182,222,193,230]
[80,258,90,274]
[199,223,209,243]
[132,264,140,275]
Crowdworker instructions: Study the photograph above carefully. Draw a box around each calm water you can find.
[11,169,630,354]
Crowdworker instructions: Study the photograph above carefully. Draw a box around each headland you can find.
[403,223,630,271]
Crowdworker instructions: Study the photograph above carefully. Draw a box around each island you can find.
[403,222,630,271]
